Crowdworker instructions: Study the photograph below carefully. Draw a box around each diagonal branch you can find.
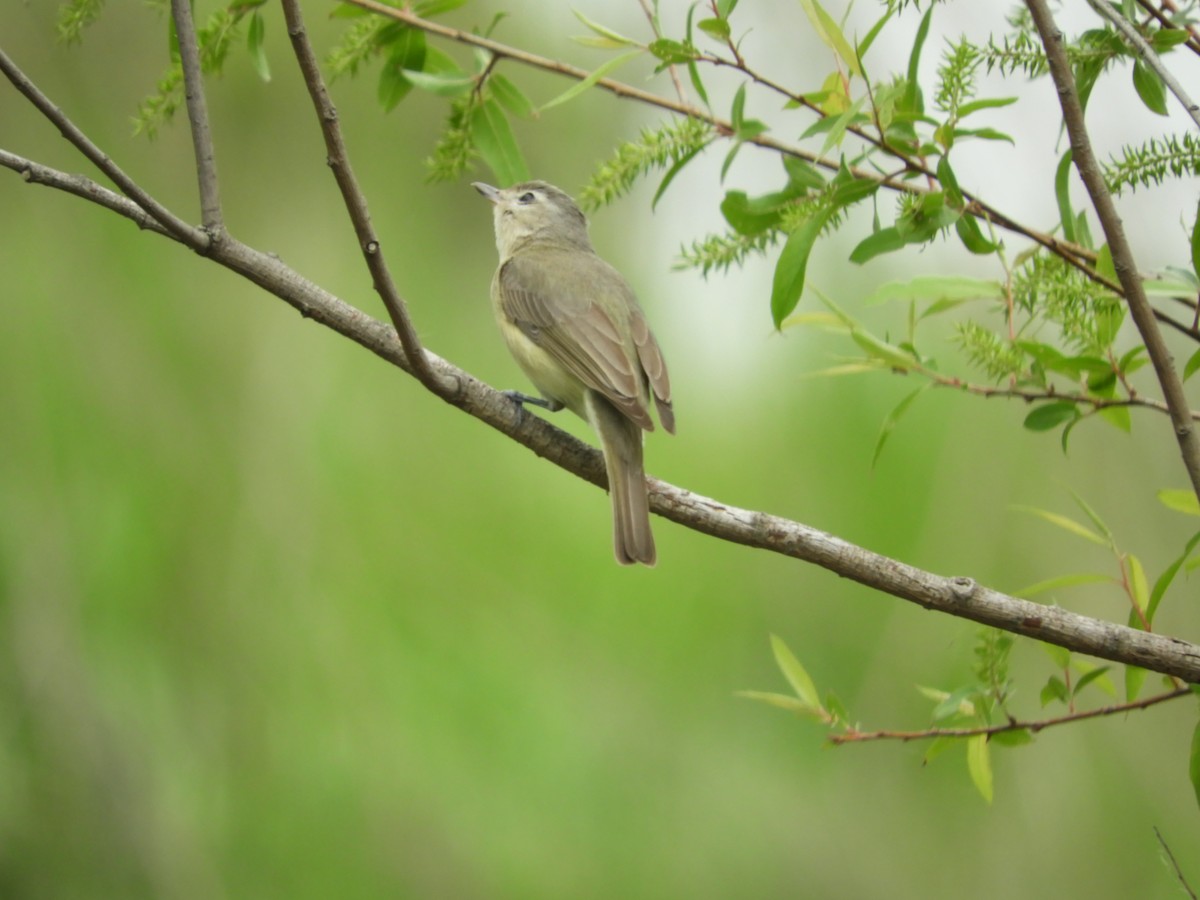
[1086,0,1200,129]
[171,0,224,233]
[0,48,204,249]
[279,0,455,397]
[5,144,1200,684]
[1026,0,1200,503]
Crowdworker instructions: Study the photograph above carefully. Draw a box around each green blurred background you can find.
[2,2,1198,897]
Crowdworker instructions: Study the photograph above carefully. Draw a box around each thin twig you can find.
[279,0,455,397]
[170,0,223,234]
[1027,0,1200,503]
[1154,826,1199,900]
[341,0,1199,345]
[925,372,1195,420]
[1084,0,1200,129]
[6,143,1200,682]
[636,0,688,105]
[0,48,204,249]
[1132,0,1200,56]
[829,686,1190,744]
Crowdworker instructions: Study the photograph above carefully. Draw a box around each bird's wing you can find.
[498,252,656,431]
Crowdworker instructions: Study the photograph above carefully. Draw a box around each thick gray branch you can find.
[170,0,224,233]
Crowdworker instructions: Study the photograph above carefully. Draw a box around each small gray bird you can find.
[473,181,674,566]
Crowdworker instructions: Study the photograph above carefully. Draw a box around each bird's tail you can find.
[588,392,655,566]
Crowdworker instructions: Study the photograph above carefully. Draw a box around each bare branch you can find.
[170,0,223,233]
[280,0,455,398]
[829,686,1191,744]
[1085,0,1200,129]
[7,142,1200,681]
[1027,0,1200,502]
[0,48,204,249]
[1154,826,1199,900]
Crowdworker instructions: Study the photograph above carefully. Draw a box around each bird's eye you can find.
[518,191,536,204]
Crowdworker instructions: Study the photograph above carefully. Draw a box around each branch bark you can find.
[170,0,224,234]
[1027,0,1200,503]
[4,12,1200,686]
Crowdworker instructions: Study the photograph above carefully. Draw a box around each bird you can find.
[473,180,674,565]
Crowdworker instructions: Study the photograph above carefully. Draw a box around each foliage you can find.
[44,0,1200,816]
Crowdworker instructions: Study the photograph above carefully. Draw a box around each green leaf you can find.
[731,83,746,130]
[770,210,834,327]
[1148,529,1200,626]
[1041,642,1070,669]
[403,68,475,96]
[1132,59,1169,116]
[872,385,929,468]
[1022,401,1079,432]
[1190,720,1200,811]
[469,98,529,186]
[1011,506,1109,545]
[648,38,699,65]
[851,330,918,370]
[954,214,997,254]
[903,6,933,116]
[857,5,893,61]
[539,49,641,112]
[717,0,739,16]
[697,17,731,42]
[1125,664,1148,702]
[796,0,863,77]
[1040,675,1069,707]
[1128,553,1150,622]
[651,142,707,210]
[956,96,1018,117]
[247,11,270,82]
[966,734,993,804]
[734,690,828,720]
[783,155,826,191]
[864,275,1003,306]
[990,728,1033,747]
[770,635,821,709]
[489,73,534,118]
[377,27,427,111]
[849,227,906,264]
[415,0,468,14]
[1192,198,1200,282]
[686,59,710,107]
[1186,349,1200,382]
[1071,662,1116,697]
[571,8,639,47]
[1157,488,1200,515]
[1055,150,1075,244]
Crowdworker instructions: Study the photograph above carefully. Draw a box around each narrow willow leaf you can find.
[857,5,893,61]
[1022,401,1079,432]
[770,635,821,709]
[956,96,1018,117]
[1132,59,1169,116]
[1055,150,1075,244]
[247,11,270,82]
[539,49,640,112]
[1040,676,1069,707]
[572,8,640,47]
[489,73,534,117]
[697,17,731,42]
[734,690,827,720]
[687,60,710,107]
[415,0,469,14]
[1148,529,1200,626]
[903,6,933,114]
[851,330,917,369]
[990,728,1032,747]
[849,227,905,264]
[864,275,1003,306]
[872,385,929,468]
[1125,663,1148,702]
[1158,489,1200,515]
[470,98,529,186]
[403,69,475,96]
[967,734,994,804]
[1071,661,1116,697]
[1011,506,1108,545]
[770,210,834,327]
[1192,198,1200,282]
[1190,720,1200,811]
[796,0,863,77]
[1128,554,1150,623]
[1069,489,1114,544]
[652,142,707,210]
[1072,665,1112,698]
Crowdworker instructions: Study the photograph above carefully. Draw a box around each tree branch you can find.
[1027,0,1200,503]
[0,48,205,250]
[170,0,223,233]
[828,686,1192,744]
[5,141,1200,682]
[280,0,455,397]
[1085,0,1200,129]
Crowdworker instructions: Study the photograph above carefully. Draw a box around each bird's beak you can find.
[472,182,500,204]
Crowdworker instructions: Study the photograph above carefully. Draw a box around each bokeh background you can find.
[2,1,1198,897]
